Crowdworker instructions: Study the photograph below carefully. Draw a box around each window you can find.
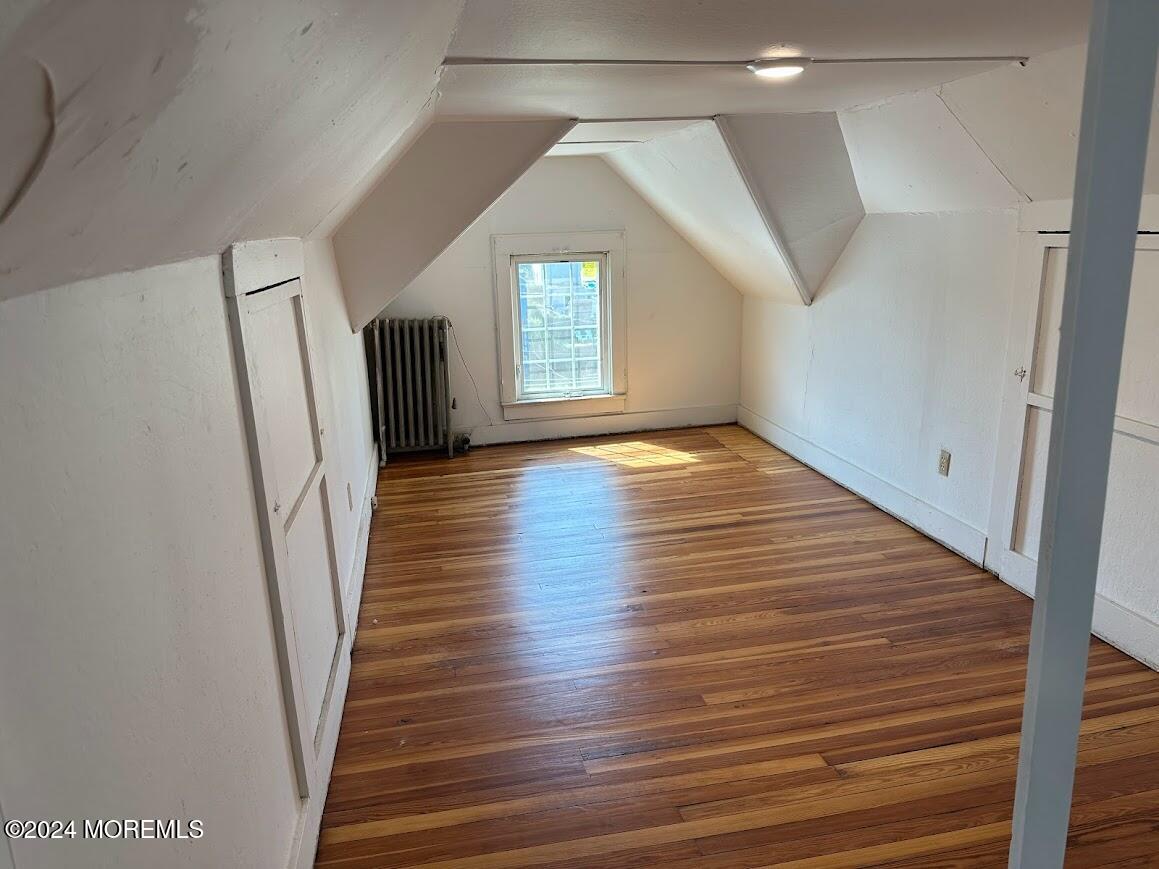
[493,232,627,421]
[514,254,608,399]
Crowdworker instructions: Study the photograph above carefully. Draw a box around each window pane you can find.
[522,362,548,393]
[516,258,605,397]
[548,360,574,388]
[518,262,544,294]
[523,301,545,329]
[548,328,573,359]
[573,327,598,357]
[576,359,601,388]
[522,329,546,362]
[574,294,599,327]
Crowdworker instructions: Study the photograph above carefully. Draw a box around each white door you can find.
[989,233,1159,618]
[228,274,346,797]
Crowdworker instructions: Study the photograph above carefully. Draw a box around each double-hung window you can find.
[493,232,627,420]
[513,253,608,399]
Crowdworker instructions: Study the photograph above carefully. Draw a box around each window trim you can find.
[492,231,628,421]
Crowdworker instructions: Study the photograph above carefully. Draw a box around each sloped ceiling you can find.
[838,90,1023,212]
[941,43,1159,201]
[604,121,802,304]
[0,0,464,302]
[333,118,575,331]
[717,113,863,297]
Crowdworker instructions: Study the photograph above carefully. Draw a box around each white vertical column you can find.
[1009,2,1159,867]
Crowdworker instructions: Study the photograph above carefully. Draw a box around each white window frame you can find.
[493,231,628,421]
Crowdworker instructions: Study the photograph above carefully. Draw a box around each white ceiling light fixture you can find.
[747,57,812,78]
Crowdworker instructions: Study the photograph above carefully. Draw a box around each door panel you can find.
[1012,406,1049,560]
[248,291,319,508]
[1032,246,1159,426]
[1029,248,1066,398]
[285,482,340,734]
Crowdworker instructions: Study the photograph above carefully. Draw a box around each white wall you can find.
[381,156,742,444]
[741,210,1020,562]
[0,247,374,868]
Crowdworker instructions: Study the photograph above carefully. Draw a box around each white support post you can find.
[1008,2,1159,867]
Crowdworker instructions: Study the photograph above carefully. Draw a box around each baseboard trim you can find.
[467,404,738,446]
[289,443,377,869]
[738,406,988,565]
[998,567,1159,671]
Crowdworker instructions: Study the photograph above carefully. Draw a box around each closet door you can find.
[989,233,1159,615]
[227,266,345,797]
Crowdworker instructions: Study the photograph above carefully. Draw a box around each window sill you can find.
[501,394,626,421]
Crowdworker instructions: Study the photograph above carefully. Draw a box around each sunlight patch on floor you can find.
[570,441,700,467]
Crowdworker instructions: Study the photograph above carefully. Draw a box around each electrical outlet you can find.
[938,449,952,477]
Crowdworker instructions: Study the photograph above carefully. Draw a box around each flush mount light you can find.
[747,57,812,78]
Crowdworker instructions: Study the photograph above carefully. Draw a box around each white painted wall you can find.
[0,246,374,868]
[740,210,1020,562]
[381,156,742,444]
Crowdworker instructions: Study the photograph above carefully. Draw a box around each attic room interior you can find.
[4,1,1159,867]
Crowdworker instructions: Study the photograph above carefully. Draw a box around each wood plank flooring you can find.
[316,426,1159,867]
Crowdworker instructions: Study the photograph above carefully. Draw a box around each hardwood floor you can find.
[316,426,1159,867]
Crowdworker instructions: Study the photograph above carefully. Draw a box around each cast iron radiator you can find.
[367,316,453,459]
